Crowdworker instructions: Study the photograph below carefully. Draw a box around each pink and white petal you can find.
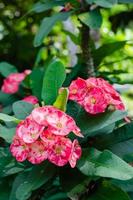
[27,140,48,164]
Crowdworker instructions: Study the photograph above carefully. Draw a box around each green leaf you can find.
[30,69,44,100]
[112,179,133,193]
[76,109,127,137]
[41,60,66,104]
[53,88,69,112]
[94,122,133,149]
[0,148,24,178]
[93,41,126,66]
[34,12,70,47]
[84,180,130,200]
[10,162,56,200]
[0,178,11,200]
[0,125,15,143]
[0,113,20,123]
[0,91,17,106]
[13,101,34,120]
[77,148,133,180]
[31,1,66,13]
[0,62,17,77]
[79,9,102,29]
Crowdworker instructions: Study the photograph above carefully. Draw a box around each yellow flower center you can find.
[56,122,63,128]
[90,97,96,104]
[55,146,62,155]
[71,89,77,94]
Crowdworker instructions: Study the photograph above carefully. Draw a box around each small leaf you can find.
[0,113,19,123]
[53,88,69,112]
[41,60,66,104]
[13,101,34,120]
[0,62,17,77]
[79,9,102,29]
[0,125,15,143]
[86,0,118,8]
[34,12,70,47]
[77,148,133,180]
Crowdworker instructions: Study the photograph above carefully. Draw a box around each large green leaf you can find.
[93,41,126,67]
[13,101,34,120]
[30,68,44,100]
[0,178,11,200]
[0,62,17,77]
[34,12,70,47]
[41,60,66,104]
[82,181,130,200]
[10,162,56,200]
[77,148,133,180]
[79,9,102,29]
[94,122,133,149]
[0,125,15,143]
[75,108,127,137]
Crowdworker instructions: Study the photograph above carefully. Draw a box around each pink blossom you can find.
[40,129,56,147]
[1,70,31,94]
[83,87,108,114]
[69,77,88,102]
[16,116,44,144]
[27,140,48,164]
[10,136,29,162]
[69,77,125,114]
[48,136,72,166]
[24,69,31,75]
[69,139,82,168]
[1,79,19,94]
[31,106,52,126]
[23,95,39,105]
[46,107,83,137]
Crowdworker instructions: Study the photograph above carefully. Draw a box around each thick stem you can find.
[81,22,95,78]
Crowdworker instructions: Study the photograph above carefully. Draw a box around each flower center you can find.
[56,122,63,128]
[71,89,77,94]
[90,97,96,104]
[55,146,62,155]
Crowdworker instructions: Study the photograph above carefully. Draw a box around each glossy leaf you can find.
[0,113,19,123]
[13,101,34,120]
[77,148,133,180]
[41,60,66,104]
[79,9,102,29]
[0,125,15,143]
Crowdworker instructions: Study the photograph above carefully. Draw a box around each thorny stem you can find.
[80,0,95,78]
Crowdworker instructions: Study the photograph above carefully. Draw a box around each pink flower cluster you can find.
[1,70,31,94]
[10,106,82,168]
[22,95,39,105]
[69,77,125,114]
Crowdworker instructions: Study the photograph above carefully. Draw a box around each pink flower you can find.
[68,77,125,114]
[10,135,29,162]
[31,106,52,126]
[23,96,39,105]
[48,136,72,166]
[69,139,82,168]
[27,140,48,164]
[1,70,31,94]
[46,107,83,137]
[40,129,56,147]
[69,78,88,102]
[83,87,108,114]
[16,116,44,144]
[1,79,19,94]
